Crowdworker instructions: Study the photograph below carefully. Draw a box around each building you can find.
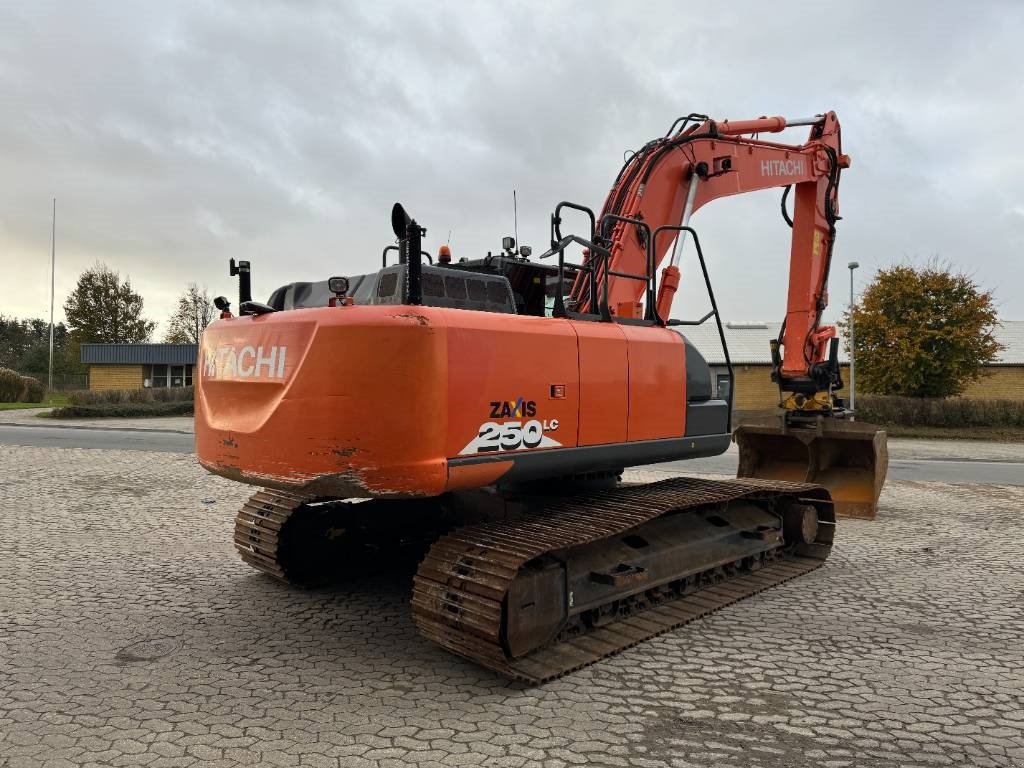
[80,322,1024,401]
[679,320,1024,412]
[81,344,197,391]
[962,321,1024,399]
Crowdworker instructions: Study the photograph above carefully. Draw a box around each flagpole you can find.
[48,198,56,391]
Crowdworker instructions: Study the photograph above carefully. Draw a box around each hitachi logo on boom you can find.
[204,345,287,379]
[760,158,806,176]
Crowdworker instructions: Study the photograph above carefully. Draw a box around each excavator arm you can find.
[567,111,886,518]
[577,112,850,405]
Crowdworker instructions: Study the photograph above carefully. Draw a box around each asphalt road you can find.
[0,419,1021,484]
[651,452,1024,485]
[0,423,194,453]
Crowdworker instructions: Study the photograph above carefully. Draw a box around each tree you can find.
[164,283,216,343]
[63,263,155,343]
[0,316,33,369]
[841,263,1002,398]
[0,316,78,374]
[17,336,86,379]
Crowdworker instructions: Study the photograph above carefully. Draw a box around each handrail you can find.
[651,224,733,430]
[597,213,655,321]
[552,201,596,243]
[539,234,611,321]
[382,245,433,267]
[668,310,715,326]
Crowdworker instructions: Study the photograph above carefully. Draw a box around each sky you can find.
[2,1,1023,337]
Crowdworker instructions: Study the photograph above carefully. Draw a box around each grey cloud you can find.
[1,0,1021,332]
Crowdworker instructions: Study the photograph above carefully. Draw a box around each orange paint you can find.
[581,112,847,392]
[196,305,690,498]
[196,111,853,500]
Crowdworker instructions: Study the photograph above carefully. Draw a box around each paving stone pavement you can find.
[1,445,1022,768]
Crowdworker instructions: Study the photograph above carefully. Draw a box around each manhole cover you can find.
[116,637,179,662]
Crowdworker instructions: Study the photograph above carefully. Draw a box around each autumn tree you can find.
[841,263,1001,398]
[63,263,155,343]
[164,283,215,343]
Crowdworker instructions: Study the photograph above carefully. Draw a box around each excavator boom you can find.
[566,112,885,518]
[579,113,846,385]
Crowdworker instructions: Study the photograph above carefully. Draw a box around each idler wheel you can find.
[783,503,819,545]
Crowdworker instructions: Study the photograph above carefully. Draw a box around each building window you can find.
[150,365,167,388]
[148,364,193,388]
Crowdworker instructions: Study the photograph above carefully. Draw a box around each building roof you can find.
[677,320,1024,366]
[81,343,198,365]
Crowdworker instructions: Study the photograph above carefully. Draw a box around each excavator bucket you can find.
[734,415,888,519]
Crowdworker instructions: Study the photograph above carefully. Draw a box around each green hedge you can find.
[856,395,1024,428]
[20,376,45,403]
[50,401,194,418]
[0,367,25,401]
[0,369,47,403]
[67,386,194,406]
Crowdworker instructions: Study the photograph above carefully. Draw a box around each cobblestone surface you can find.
[1,445,1022,767]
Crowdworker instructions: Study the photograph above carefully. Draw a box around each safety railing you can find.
[651,224,734,429]
[552,201,596,243]
[382,244,433,267]
[540,233,611,322]
[543,203,661,325]
[597,214,656,323]
[545,212,734,424]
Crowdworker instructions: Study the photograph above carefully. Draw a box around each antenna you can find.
[513,190,518,255]
[447,229,451,246]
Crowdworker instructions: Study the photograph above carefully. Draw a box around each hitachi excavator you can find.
[196,111,887,683]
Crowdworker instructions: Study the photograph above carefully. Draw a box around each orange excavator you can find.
[197,111,887,682]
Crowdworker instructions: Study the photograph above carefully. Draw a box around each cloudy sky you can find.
[2,1,1022,336]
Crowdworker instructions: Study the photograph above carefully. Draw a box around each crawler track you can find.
[233,488,315,584]
[411,477,834,684]
[232,488,447,587]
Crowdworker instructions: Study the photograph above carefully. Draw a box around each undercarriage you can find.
[233,477,834,683]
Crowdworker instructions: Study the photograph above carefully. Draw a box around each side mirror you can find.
[213,296,231,311]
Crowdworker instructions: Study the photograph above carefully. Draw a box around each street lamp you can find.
[848,261,859,414]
